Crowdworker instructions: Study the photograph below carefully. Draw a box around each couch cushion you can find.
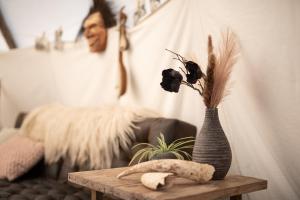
[0,178,119,200]
[0,178,89,200]
[0,135,44,181]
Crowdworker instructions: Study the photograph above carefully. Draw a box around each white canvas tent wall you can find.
[1,0,300,200]
[0,32,8,51]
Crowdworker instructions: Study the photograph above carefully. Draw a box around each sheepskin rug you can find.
[20,104,159,169]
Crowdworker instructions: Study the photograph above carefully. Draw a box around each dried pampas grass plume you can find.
[209,30,239,108]
[203,35,216,107]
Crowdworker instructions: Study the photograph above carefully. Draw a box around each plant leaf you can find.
[129,147,154,166]
[169,140,195,150]
[157,133,168,151]
[131,142,156,150]
[168,137,195,149]
[129,149,147,166]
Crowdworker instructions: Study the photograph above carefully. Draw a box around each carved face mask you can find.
[83,12,107,52]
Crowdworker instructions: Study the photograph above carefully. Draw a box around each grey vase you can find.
[192,108,232,180]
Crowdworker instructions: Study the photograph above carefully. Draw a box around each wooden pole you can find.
[0,9,17,49]
[91,190,96,200]
[117,7,129,98]
[230,194,242,200]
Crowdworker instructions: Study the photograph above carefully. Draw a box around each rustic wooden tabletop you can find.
[68,167,267,200]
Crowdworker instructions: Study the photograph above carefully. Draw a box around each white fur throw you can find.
[21,104,159,169]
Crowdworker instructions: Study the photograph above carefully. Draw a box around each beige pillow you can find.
[0,135,44,181]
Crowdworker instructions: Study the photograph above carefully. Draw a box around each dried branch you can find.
[165,49,188,67]
[181,81,203,96]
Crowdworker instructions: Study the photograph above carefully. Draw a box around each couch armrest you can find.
[147,118,197,145]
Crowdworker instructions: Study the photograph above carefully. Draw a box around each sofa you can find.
[0,115,197,200]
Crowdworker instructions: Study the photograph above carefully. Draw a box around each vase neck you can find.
[205,108,219,121]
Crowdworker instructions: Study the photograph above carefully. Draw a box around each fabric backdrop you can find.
[0,0,299,199]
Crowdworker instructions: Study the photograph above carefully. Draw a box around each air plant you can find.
[160,30,239,108]
[129,133,195,166]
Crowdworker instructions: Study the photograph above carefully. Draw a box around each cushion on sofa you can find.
[0,178,103,200]
[0,135,44,181]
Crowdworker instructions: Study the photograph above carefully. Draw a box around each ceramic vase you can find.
[192,108,232,180]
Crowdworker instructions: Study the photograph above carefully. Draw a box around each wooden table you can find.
[68,167,267,200]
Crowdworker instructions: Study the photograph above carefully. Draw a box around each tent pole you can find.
[0,9,17,49]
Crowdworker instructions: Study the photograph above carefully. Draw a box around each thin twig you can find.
[172,56,186,66]
[165,49,183,59]
[202,74,207,81]
[179,67,186,74]
[166,49,187,63]
[172,57,186,67]
[181,81,202,96]
[197,79,204,91]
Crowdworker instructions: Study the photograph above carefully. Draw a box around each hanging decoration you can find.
[134,0,170,26]
[54,27,64,51]
[149,0,163,12]
[35,32,50,51]
[134,0,147,25]
[118,7,129,98]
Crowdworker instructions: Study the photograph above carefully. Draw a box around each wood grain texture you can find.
[68,167,267,200]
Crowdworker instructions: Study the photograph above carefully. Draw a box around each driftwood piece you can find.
[117,159,215,183]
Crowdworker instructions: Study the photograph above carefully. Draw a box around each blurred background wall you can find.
[0,0,142,50]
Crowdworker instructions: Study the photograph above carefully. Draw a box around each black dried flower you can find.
[185,61,203,84]
[160,69,183,92]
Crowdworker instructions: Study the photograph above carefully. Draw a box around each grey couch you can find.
[0,116,197,200]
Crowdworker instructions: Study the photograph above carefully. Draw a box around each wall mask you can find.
[83,12,107,53]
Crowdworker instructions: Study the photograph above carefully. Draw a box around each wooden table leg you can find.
[91,190,96,200]
[230,194,242,200]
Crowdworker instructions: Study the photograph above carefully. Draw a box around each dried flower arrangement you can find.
[160,31,239,108]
